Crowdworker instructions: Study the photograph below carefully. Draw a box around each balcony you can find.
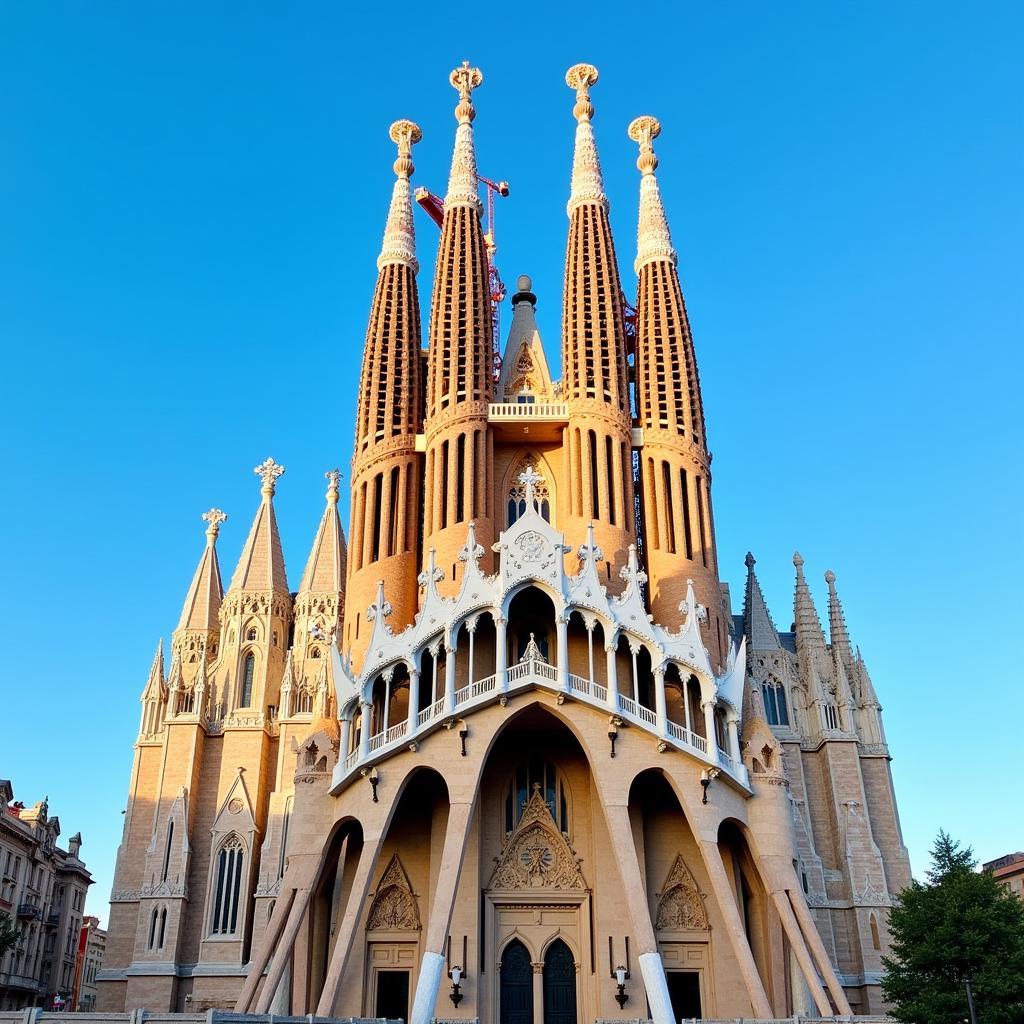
[17,903,41,921]
[45,912,61,928]
[488,400,568,441]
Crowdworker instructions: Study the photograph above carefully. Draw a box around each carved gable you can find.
[488,785,585,891]
[655,854,708,931]
[367,853,420,931]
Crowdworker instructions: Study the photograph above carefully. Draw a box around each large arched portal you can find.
[507,587,556,664]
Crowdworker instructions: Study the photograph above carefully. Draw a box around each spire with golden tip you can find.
[378,119,421,271]
[299,470,347,596]
[176,509,226,634]
[566,63,607,212]
[628,115,675,270]
[446,61,483,210]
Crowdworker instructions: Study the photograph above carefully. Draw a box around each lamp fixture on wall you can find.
[608,716,621,758]
[700,767,720,804]
[613,965,629,1007]
[458,720,469,756]
[368,766,379,803]
[449,964,464,1007]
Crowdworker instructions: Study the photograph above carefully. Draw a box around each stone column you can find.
[605,644,619,712]
[771,890,832,1016]
[410,801,475,1024]
[726,712,741,762]
[787,885,853,1015]
[695,838,773,1017]
[315,831,386,1015]
[599,802,674,1024]
[556,614,569,691]
[444,641,457,714]
[496,617,508,692]
[359,701,372,759]
[339,717,352,763]
[701,699,719,761]
[654,664,668,737]
[253,885,314,1012]
[407,668,421,733]
[237,885,295,1011]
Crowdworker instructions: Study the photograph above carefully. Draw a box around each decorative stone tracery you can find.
[367,853,420,930]
[489,785,585,891]
[655,854,708,931]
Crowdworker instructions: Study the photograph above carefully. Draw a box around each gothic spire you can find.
[566,63,607,212]
[228,459,289,594]
[139,639,166,702]
[445,61,483,211]
[742,553,781,650]
[176,509,226,634]
[824,569,853,664]
[628,115,675,270]
[298,470,347,595]
[792,552,827,650]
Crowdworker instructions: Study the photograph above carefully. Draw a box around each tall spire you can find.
[792,552,826,650]
[628,115,720,658]
[560,63,634,591]
[228,459,289,595]
[377,119,421,271]
[628,115,675,270]
[140,639,166,702]
[176,509,226,633]
[299,470,347,595]
[824,569,853,664]
[421,62,496,600]
[566,63,607,212]
[347,121,429,663]
[742,553,781,650]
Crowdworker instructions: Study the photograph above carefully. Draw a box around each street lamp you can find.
[613,965,629,1008]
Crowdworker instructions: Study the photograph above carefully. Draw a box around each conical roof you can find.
[140,639,166,701]
[792,552,827,650]
[228,459,289,594]
[298,471,348,594]
[742,553,781,650]
[176,510,226,633]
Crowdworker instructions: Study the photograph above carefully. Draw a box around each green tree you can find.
[883,831,1024,1024]
[0,913,19,958]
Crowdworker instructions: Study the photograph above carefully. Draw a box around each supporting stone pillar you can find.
[339,716,352,762]
[600,802,674,1024]
[315,831,386,1016]
[254,885,314,1013]
[359,701,372,759]
[696,839,773,1017]
[236,885,295,1011]
[407,668,421,733]
[605,644,619,712]
[787,885,854,1015]
[771,890,832,1016]
[701,699,719,761]
[556,615,569,691]
[495,616,508,692]
[444,642,457,714]
[654,664,668,737]
[410,801,475,1024]
[726,712,741,762]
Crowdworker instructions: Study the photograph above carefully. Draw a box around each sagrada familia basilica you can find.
[97,63,911,1023]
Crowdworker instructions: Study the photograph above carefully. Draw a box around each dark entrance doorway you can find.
[500,940,534,1024]
[542,939,577,1024]
[375,969,410,1021]
[666,970,701,1020]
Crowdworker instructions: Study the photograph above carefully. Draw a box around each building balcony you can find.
[16,902,41,921]
[45,912,61,927]
[487,400,568,441]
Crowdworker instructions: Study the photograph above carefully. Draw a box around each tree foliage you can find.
[883,831,1024,1024]
[0,913,19,958]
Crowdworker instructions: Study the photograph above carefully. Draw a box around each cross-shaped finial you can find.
[202,508,227,541]
[517,464,544,508]
[450,61,483,123]
[254,457,285,496]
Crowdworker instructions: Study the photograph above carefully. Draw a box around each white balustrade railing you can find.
[338,656,741,788]
[488,401,569,420]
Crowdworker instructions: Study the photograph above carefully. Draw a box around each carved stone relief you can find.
[655,854,708,931]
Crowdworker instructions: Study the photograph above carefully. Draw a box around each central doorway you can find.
[374,969,410,1021]
[666,970,701,1020]
[500,940,533,1024]
[542,939,576,1024]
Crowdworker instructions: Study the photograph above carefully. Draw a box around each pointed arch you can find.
[366,852,420,931]
[655,853,709,931]
[210,833,246,936]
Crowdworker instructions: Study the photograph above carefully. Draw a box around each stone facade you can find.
[98,63,911,1023]
[0,783,93,1010]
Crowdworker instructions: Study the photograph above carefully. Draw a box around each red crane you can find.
[414,175,510,381]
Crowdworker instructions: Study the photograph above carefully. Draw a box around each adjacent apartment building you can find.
[0,781,93,1010]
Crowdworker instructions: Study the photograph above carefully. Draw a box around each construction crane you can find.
[414,175,510,381]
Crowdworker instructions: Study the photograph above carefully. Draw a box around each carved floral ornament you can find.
[655,854,708,931]
[489,785,585,892]
[367,853,420,930]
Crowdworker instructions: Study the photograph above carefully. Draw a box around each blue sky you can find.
[1,3,1020,925]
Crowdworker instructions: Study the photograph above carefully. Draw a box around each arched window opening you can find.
[211,837,244,936]
[507,464,551,526]
[761,679,789,726]
[240,653,255,707]
[823,703,840,731]
[507,588,555,664]
[246,627,257,643]
[293,685,313,716]
[148,908,158,950]
[278,798,292,880]
[504,757,570,837]
[157,907,167,949]
[870,913,881,951]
